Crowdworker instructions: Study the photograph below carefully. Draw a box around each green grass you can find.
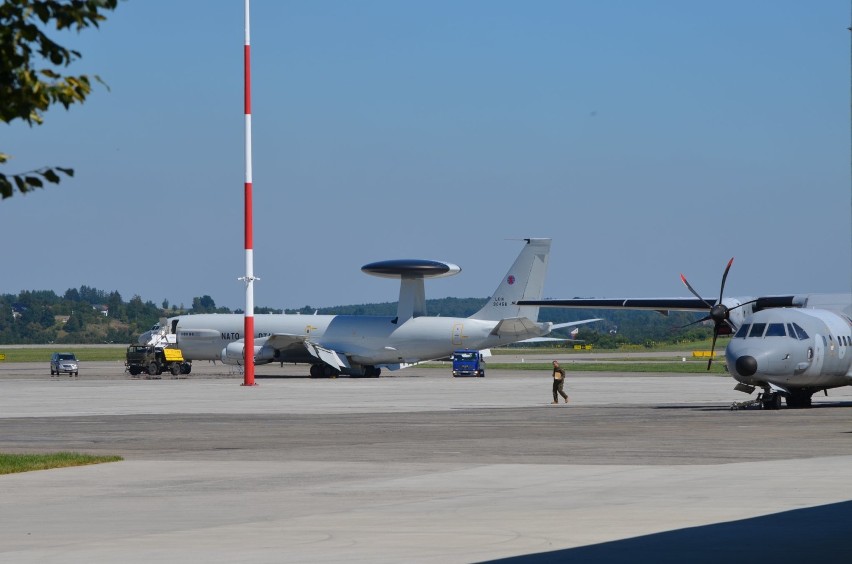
[492,338,725,355]
[0,452,123,475]
[0,347,126,362]
[0,340,726,363]
[556,361,726,374]
[424,361,728,374]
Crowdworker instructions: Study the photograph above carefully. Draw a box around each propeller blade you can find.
[718,257,734,303]
[679,314,711,329]
[728,298,759,312]
[679,274,713,309]
[707,329,719,371]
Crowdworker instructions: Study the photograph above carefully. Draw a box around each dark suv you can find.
[50,352,79,376]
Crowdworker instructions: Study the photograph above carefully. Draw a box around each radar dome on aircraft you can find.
[361,259,461,323]
[361,259,461,279]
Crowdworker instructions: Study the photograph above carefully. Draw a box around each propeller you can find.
[679,258,737,370]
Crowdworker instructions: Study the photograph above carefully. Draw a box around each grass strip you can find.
[0,347,127,363]
[1,342,727,363]
[423,361,729,374]
[0,452,123,475]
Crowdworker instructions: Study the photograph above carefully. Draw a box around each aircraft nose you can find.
[735,355,758,377]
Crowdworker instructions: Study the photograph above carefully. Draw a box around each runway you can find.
[1,361,851,563]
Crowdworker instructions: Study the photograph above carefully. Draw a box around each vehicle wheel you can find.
[309,364,322,378]
[170,363,181,376]
[129,366,140,376]
[50,368,55,375]
[479,371,485,378]
[147,362,159,376]
[75,371,79,376]
[181,363,191,375]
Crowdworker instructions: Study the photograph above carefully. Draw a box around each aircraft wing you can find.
[262,334,354,371]
[520,298,713,312]
[264,333,312,352]
[551,319,603,329]
[518,296,798,313]
[305,342,352,371]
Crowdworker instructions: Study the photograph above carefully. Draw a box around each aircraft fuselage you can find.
[725,308,852,392]
[172,313,524,367]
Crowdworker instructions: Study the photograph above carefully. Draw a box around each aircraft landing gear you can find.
[761,392,782,410]
[785,391,813,409]
[309,364,339,378]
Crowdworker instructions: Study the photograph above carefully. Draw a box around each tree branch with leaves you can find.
[0,0,119,199]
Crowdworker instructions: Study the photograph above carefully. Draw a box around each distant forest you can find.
[0,287,712,347]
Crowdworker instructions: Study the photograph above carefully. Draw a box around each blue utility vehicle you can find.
[452,349,486,377]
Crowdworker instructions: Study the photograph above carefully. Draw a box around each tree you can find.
[191,295,217,314]
[1,0,119,199]
[63,309,82,332]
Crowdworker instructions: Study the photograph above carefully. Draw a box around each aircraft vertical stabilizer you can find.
[469,238,551,322]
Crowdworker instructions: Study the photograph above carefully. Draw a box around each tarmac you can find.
[1,359,851,563]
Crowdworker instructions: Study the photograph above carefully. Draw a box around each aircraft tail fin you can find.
[469,238,551,321]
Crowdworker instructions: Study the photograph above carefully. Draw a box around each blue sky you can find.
[3,0,851,311]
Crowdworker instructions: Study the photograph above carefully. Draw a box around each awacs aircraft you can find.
[518,258,852,409]
[141,238,600,377]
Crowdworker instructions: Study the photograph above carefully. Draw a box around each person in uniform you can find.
[551,360,568,404]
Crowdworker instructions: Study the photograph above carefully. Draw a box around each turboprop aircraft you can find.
[518,258,852,409]
[141,238,600,377]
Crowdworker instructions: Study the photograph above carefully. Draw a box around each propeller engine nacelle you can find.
[721,297,755,330]
[221,342,276,366]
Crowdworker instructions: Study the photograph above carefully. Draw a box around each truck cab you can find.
[452,349,486,377]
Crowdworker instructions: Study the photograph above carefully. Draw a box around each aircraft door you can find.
[805,334,825,377]
[452,323,464,346]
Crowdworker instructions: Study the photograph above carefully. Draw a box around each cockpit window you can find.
[748,323,767,338]
[765,323,786,337]
[734,324,750,338]
[791,323,809,340]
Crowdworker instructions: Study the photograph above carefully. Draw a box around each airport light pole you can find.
[241,0,257,386]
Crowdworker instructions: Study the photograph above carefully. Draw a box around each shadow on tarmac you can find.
[485,501,852,563]
[654,400,852,412]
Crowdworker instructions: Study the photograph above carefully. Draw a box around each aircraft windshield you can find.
[748,323,767,338]
[765,323,786,337]
[791,323,809,340]
[736,322,805,339]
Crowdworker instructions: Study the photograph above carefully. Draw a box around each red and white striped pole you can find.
[241,0,256,386]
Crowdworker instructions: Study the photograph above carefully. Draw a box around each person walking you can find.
[551,360,568,404]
